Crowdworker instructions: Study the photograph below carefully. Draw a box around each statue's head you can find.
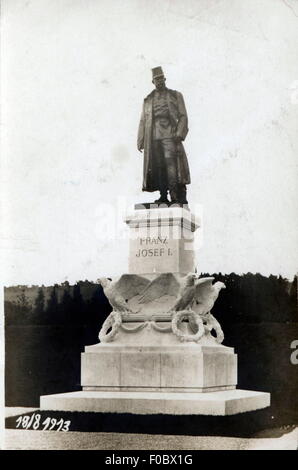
[152,66,166,90]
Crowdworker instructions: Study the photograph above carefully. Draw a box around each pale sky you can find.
[1,0,298,286]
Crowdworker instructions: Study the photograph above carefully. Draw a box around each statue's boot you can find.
[154,190,169,204]
[177,184,188,204]
[169,186,188,204]
[169,187,178,203]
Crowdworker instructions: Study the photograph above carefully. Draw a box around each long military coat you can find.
[137,88,191,192]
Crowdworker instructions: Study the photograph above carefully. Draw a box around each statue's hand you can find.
[174,135,182,143]
[137,146,143,153]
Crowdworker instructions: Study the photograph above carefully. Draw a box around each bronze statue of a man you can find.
[137,67,191,204]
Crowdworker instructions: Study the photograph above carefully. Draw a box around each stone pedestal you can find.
[81,341,237,393]
[40,390,270,416]
[40,318,270,414]
[40,205,270,416]
[125,206,199,275]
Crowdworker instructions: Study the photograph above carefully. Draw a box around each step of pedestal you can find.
[40,389,270,416]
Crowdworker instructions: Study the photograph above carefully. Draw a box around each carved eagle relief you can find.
[98,272,226,344]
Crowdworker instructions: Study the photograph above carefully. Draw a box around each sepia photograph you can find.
[1,0,298,453]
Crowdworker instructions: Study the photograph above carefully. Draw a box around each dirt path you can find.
[3,427,298,450]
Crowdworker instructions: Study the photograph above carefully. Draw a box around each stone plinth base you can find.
[40,389,270,416]
[81,341,237,392]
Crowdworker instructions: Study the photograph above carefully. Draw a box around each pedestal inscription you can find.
[125,207,199,275]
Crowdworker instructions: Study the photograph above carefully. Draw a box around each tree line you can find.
[4,273,297,328]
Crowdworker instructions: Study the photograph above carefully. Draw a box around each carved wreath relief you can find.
[97,273,225,344]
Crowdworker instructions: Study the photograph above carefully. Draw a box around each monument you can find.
[40,67,270,415]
